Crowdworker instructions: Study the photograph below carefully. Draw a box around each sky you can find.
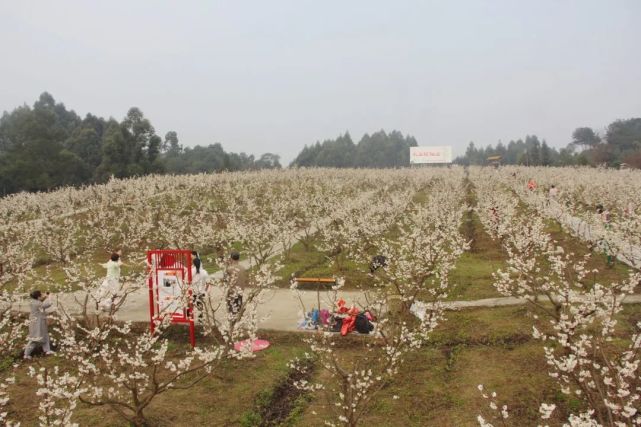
[1,0,640,165]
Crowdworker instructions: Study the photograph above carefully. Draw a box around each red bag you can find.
[341,315,356,336]
[340,306,360,336]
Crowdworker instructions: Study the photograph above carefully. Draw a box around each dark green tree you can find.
[355,130,417,168]
[463,141,478,165]
[291,142,322,167]
[96,120,130,180]
[526,135,541,166]
[0,93,288,194]
[254,153,282,169]
[605,118,641,156]
[0,92,88,193]
[571,127,601,149]
[66,125,103,170]
[315,133,355,167]
[121,107,156,171]
[541,140,552,166]
[163,131,182,154]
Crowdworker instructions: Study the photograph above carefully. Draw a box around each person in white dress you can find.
[97,252,124,312]
[191,251,209,320]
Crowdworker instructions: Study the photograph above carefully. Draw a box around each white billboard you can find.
[410,146,453,164]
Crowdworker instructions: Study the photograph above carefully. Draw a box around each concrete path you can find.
[443,293,641,309]
[10,287,641,332]
[8,285,371,332]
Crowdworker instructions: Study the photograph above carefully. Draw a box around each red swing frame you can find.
[147,250,195,347]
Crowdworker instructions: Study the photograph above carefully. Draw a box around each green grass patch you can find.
[448,211,506,301]
[544,219,634,286]
[273,240,371,290]
[6,330,308,427]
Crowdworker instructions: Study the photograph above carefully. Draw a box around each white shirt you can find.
[191,265,209,294]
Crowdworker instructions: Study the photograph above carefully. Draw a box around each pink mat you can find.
[233,339,271,352]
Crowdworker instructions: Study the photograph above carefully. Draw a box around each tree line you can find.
[2,92,639,195]
[455,119,641,168]
[0,93,281,195]
[289,130,417,168]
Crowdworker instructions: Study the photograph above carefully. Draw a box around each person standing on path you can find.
[191,250,201,268]
[191,251,209,320]
[97,252,123,311]
[224,250,248,317]
[547,184,559,207]
[595,204,614,266]
[24,290,54,359]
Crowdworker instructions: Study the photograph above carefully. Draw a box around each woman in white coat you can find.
[24,290,54,359]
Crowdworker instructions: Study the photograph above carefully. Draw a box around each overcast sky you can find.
[1,1,640,164]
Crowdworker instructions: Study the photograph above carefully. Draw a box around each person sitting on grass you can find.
[24,290,55,360]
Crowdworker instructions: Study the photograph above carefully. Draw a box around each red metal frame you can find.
[147,249,195,347]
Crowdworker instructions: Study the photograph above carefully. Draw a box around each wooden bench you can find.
[293,277,337,313]
[293,277,336,290]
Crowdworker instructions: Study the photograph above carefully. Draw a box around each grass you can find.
[6,305,641,425]
[506,185,635,286]
[142,335,303,427]
[239,351,315,426]
[447,211,506,301]
[430,305,532,346]
[3,251,110,293]
[294,306,560,426]
[287,182,641,425]
[544,219,633,286]
[294,303,641,426]
[362,343,558,426]
[4,330,309,427]
[273,239,372,290]
[273,241,329,285]
[447,252,504,301]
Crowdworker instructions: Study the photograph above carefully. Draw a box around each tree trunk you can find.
[131,410,148,427]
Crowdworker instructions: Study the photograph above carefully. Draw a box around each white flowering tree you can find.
[472,167,641,426]
[2,166,639,425]
[290,170,469,426]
